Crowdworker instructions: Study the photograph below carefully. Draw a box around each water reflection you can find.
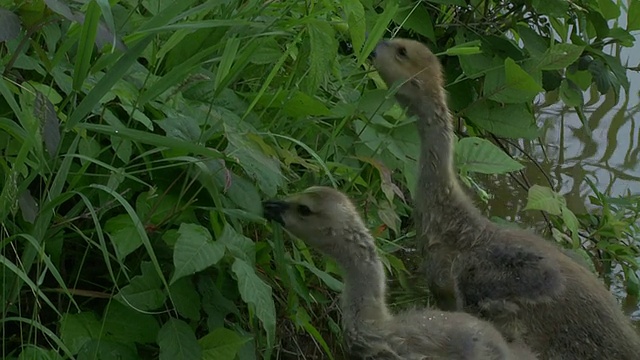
[480,20,640,324]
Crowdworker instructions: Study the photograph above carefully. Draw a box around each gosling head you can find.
[262,186,367,251]
[370,38,444,104]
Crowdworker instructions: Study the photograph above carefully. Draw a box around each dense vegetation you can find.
[1,0,639,358]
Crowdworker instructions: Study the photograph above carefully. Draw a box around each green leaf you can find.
[157,319,202,360]
[104,214,143,260]
[484,58,543,103]
[77,340,139,360]
[231,258,276,347]
[559,79,583,107]
[455,137,524,174]
[199,328,251,360]
[535,44,584,71]
[459,53,502,79]
[294,260,344,292]
[629,0,640,31]
[172,223,225,284]
[169,277,202,321]
[561,206,579,235]
[358,2,399,65]
[342,0,366,57]
[103,301,160,345]
[394,4,435,43]
[466,102,539,139]
[155,114,202,142]
[68,35,154,128]
[531,0,569,17]
[60,312,103,355]
[596,0,620,20]
[0,8,21,42]
[215,35,240,91]
[225,132,283,197]
[218,225,255,265]
[72,0,101,91]
[306,20,336,92]
[524,185,565,215]
[115,262,166,311]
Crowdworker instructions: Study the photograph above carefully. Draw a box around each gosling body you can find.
[264,186,537,360]
[370,38,640,359]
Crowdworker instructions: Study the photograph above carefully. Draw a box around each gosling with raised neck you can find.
[370,38,640,359]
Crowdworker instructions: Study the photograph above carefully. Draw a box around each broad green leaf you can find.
[596,0,620,20]
[531,0,569,17]
[218,225,255,265]
[524,185,565,215]
[516,25,548,57]
[561,206,579,235]
[231,259,276,347]
[72,0,100,91]
[559,79,583,107]
[466,102,539,139]
[0,9,21,42]
[459,53,502,79]
[104,214,143,260]
[157,319,202,360]
[60,312,103,354]
[455,137,524,174]
[199,328,251,360]
[77,340,139,360]
[225,132,283,197]
[172,223,225,284]
[169,277,202,321]
[155,114,202,142]
[306,20,336,92]
[629,0,640,31]
[342,0,366,57]
[103,301,160,345]
[485,58,543,103]
[394,4,435,43]
[115,262,166,311]
[535,44,585,71]
[427,0,465,5]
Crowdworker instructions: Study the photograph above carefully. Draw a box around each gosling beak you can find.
[262,200,289,225]
[369,39,389,59]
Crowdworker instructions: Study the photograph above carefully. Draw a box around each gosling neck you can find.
[402,93,458,189]
[322,228,391,327]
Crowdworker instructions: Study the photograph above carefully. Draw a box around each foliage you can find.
[0,0,638,359]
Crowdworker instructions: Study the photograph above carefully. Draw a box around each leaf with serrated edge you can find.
[232,259,276,347]
[524,185,564,215]
[157,319,202,360]
[455,137,524,174]
[171,223,225,284]
[307,20,336,92]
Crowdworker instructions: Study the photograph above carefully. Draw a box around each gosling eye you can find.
[396,46,408,58]
[297,204,312,216]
